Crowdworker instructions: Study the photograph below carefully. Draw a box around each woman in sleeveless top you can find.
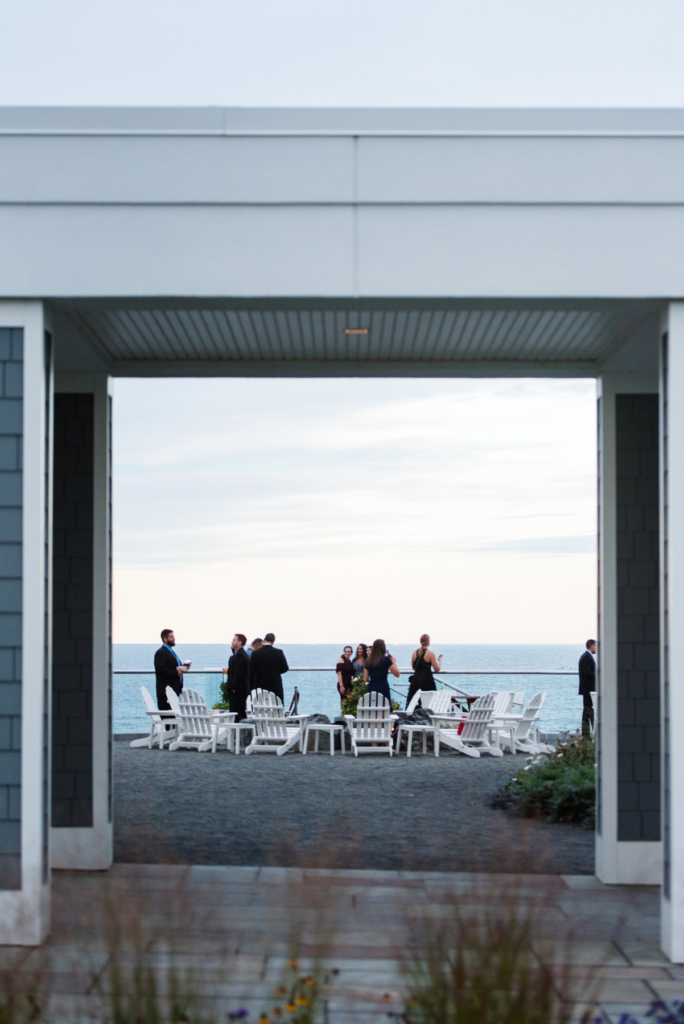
[406,633,443,708]
[352,643,367,677]
[336,646,355,699]
[364,638,401,704]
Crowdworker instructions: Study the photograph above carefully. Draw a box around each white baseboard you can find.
[51,826,113,871]
[596,838,662,885]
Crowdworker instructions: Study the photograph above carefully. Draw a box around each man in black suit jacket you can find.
[154,628,188,710]
[222,632,250,721]
[249,632,289,702]
[578,639,596,736]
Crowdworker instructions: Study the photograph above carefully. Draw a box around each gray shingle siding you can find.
[52,394,93,829]
[616,394,661,842]
[0,328,23,890]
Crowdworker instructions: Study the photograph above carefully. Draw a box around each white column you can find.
[0,301,51,945]
[661,304,684,960]
[51,373,112,870]
[596,372,661,886]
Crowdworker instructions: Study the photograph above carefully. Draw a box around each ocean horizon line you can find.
[113,640,587,647]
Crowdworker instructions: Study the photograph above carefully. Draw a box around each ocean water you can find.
[113,643,584,735]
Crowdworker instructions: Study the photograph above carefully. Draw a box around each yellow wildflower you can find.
[295,997,308,1006]
[285,1003,296,1012]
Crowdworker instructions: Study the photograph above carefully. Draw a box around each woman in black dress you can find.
[406,633,443,707]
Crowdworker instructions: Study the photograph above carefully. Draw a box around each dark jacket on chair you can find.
[154,645,184,710]
[578,650,596,696]
[249,644,289,702]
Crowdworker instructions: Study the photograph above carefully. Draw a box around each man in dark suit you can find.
[249,632,289,702]
[154,628,188,710]
[222,633,250,721]
[578,639,596,737]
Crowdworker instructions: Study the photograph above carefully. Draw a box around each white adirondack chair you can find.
[406,688,461,715]
[488,691,515,716]
[507,691,526,713]
[167,687,235,752]
[433,693,503,758]
[397,689,460,755]
[245,690,308,755]
[345,692,394,756]
[494,692,553,754]
[485,691,527,750]
[129,685,178,749]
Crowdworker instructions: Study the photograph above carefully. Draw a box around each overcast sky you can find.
[1,0,683,107]
[4,1,667,643]
[113,378,597,644]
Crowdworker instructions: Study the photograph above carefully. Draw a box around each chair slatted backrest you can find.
[421,690,456,716]
[355,692,392,740]
[250,688,282,708]
[507,691,526,713]
[249,689,284,716]
[488,691,514,716]
[177,688,214,740]
[514,693,546,740]
[460,693,495,741]
[165,686,181,713]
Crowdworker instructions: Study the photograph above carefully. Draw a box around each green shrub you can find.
[496,732,595,827]
[340,675,367,716]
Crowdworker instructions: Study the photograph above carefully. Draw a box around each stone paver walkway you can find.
[2,865,680,1023]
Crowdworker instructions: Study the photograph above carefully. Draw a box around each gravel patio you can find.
[114,739,595,874]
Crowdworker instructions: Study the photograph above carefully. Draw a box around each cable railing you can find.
[113,667,575,702]
[113,668,576,676]
[113,666,577,726]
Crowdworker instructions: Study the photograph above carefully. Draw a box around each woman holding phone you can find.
[406,633,442,707]
[363,638,400,704]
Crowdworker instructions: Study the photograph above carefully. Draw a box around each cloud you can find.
[111,377,598,643]
[479,535,597,555]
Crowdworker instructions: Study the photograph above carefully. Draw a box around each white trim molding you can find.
[661,304,684,960]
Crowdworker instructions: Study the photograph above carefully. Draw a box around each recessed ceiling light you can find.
[344,328,369,335]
